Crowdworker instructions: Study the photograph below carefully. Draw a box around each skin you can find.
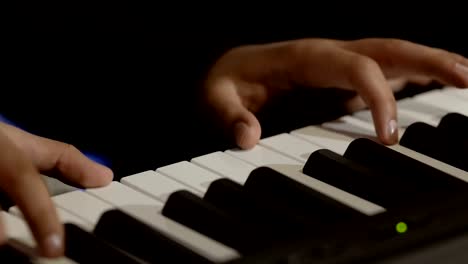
[0,37,467,258]
[203,38,468,149]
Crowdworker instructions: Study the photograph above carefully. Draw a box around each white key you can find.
[52,190,114,227]
[9,205,92,232]
[414,90,468,116]
[121,170,201,202]
[157,161,222,193]
[353,105,438,128]
[291,119,372,155]
[442,86,468,100]
[259,133,322,163]
[267,164,385,215]
[2,212,77,264]
[191,151,256,185]
[86,181,164,222]
[398,97,449,122]
[49,186,240,262]
[225,144,302,167]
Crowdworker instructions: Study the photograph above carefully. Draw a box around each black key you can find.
[94,209,213,264]
[303,148,408,209]
[400,122,468,172]
[243,167,367,224]
[203,178,314,241]
[64,223,145,264]
[438,112,468,138]
[344,138,468,197]
[0,243,33,264]
[162,189,269,254]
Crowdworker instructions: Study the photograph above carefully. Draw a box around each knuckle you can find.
[349,56,379,80]
[382,38,409,52]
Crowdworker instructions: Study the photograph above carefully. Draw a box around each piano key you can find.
[191,151,256,185]
[397,97,449,123]
[353,103,438,128]
[258,133,322,163]
[225,144,302,167]
[292,115,468,183]
[121,170,201,202]
[0,243,33,264]
[267,164,385,216]
[85,181,164,222]
[400,122,468,172]
[8,206,92,232]
[2,212,77,264]
[203,178,310,239]
[291,125,353,155]
[245,167,370,220]
[437,112,468,138]
[441,86,468,100]
[413,90,468,116]
[303,149,406,209]
[156,161,222,193]
[162,190,269,254]
[64,223,145,264]
[94,209,215,264]
[224,139,383,215]
[52,191,114,227]
[50,185,240,262]
[345,137,468,191]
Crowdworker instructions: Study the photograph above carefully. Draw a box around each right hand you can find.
[0,121,113,257]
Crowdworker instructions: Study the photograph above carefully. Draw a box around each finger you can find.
[205,77,262,149]
[32,136,113,188]
[345,39,468,87]
[0,123,113,187]
[0,131,63,257]
[291,46,398,144]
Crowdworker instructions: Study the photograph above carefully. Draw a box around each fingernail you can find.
[42,233,62,256]
[387,119,398,143]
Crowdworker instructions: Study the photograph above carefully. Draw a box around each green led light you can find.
[396,222,408,234]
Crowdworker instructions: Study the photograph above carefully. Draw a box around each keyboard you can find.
[2,86,468,263]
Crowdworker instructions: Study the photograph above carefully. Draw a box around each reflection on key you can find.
[157,161,222,194]
[191,151,256,185]
[225,145,302,167]
[52,191,114,227]
[268,164,385,216]
[9,205,92,232]
[259,133,322,163]
[86,181,164,221]
[121,170,201,202]
[291,122,358,155]
[414,90,468,116]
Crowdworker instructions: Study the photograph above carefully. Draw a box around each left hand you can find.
[202,38,468,149]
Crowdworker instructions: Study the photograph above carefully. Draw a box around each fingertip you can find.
[40,232,64,258]
[234,121,261,149]
[90,162,114,185]
[378,119,399,145]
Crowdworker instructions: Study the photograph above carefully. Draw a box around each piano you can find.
[2,85,468,263]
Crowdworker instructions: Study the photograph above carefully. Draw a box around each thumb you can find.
[205,78,262,149]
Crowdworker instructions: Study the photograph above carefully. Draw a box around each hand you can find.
[203,38,468,148]
[0,121,113,257]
